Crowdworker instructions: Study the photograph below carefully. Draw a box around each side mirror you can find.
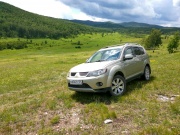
[124,54,133,60]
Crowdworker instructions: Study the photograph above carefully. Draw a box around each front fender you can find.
[106,64,125,87]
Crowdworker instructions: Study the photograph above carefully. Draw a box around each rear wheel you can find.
[109,75,126,96]
[142,66,150,80]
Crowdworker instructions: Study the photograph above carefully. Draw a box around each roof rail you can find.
[125,42,139,45]
[103,44,124,48]
[102,42,139,49]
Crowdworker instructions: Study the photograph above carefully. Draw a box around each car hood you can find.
[70,61,114,72]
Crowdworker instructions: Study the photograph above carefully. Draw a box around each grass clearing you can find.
[0,33,179,134]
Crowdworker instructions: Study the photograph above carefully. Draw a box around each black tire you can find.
[142,66,150,81]
[109,75,126,96]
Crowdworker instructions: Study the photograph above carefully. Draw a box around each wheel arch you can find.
[114,71,125,78]
[106,70,125,87]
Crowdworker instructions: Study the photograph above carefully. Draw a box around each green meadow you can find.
[0,33,179,134]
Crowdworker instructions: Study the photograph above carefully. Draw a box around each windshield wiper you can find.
[86,59,106,63]
[94,60,105,62]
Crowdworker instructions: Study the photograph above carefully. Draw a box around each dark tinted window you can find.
[139,47,145,55]
[133,47,145,55]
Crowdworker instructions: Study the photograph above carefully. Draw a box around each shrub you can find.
[167,32,179,53]
[0,41,27,51]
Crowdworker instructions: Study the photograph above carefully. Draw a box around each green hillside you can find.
[0,2,108,39]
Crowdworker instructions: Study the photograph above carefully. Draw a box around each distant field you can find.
[0,32,141,51]
[0,33,179,134]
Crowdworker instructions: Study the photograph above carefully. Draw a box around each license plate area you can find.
[70,80,83,85]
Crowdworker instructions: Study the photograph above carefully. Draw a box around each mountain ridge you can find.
[69,20,163,29]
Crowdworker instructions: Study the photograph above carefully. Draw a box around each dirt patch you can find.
[52,108,81,132]
[157,94,179,102]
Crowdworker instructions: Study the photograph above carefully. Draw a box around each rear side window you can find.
[139,47,145,55]
[133,47,145,55]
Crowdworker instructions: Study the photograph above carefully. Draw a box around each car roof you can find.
[100,43,143,51]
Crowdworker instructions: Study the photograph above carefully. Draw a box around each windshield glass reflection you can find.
[87,48,122,63]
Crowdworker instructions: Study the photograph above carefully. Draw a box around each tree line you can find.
[0,41,28,50]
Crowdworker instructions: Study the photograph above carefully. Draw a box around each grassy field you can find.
[0,33,179,135]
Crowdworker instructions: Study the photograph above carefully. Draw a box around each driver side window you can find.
[124,48,133,55]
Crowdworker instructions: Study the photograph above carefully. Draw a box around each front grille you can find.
[71,72,76,76]
[68,83,91,89]
[70,72,88,77]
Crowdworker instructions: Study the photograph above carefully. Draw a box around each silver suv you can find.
[67,43,151,96]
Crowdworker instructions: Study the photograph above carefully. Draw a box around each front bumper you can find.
[67,74,109,92]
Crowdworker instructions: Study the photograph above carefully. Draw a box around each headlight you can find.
[87,69,107,77]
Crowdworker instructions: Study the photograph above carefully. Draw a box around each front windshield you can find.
[87,48,122,63]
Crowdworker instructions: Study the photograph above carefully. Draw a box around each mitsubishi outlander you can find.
[67,43,151,96]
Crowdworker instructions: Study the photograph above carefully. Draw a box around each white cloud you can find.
[173,0,180,6]
[1,0,104,21]
[1,0,73,18]
[70,9,107,21]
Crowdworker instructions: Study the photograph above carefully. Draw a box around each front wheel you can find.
[109,75,126,96]
[142,66,150,81]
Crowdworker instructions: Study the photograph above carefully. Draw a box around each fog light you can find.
[96,82,103,86]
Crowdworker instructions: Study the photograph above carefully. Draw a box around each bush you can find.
[0,42,7,50]
[0,41,28,51]
[144,29,162,49]
[167,32,179,53]
[75,46,81,49]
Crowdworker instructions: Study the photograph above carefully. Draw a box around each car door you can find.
[132,47,145,74]
[122,47,139,79]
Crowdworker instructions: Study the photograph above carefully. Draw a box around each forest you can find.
[0,2,109,39]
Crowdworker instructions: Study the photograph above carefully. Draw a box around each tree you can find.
[167,32,180,53]
[144,29,162,49]
[77,41,81,45]
[102,33,104,37]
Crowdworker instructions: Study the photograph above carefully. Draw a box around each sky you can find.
[1,0,180,27]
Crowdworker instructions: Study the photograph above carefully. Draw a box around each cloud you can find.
[59,0,158,20]
[1,0,180,27]
[173,0,180,6]
[149,0,180,27]
[1,0,73,18]
[59,0,180,26]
